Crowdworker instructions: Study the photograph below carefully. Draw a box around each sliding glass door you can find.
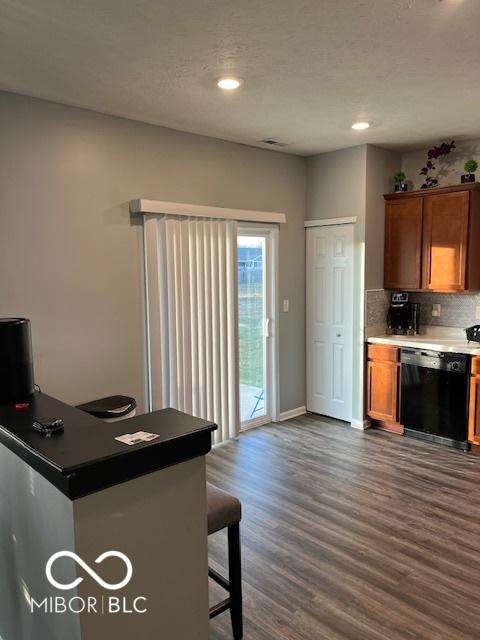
[237,228,278,429]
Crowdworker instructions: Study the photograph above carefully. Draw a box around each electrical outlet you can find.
[432,303,441,317]
[476,305,480,321]
[283,299,289,313]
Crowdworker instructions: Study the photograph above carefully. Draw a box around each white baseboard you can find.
[279,406,307,421]
[277,408,369,429]
[351,418,371,430]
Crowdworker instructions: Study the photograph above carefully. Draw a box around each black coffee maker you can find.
[386,293,420,335]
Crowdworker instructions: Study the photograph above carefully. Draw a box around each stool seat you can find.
[207,483,243,638]
[207,483,242,535]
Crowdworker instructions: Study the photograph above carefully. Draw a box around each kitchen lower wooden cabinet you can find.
[468,356,480,447]
[366,344,403,434]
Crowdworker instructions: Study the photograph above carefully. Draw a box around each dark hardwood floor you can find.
[207,413,480,640]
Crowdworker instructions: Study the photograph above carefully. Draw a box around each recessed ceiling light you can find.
[352,121,371,130]
[217,77,243,90]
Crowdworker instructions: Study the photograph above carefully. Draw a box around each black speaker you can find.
[0,318,35,402]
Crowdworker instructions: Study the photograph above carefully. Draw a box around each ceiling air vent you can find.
[260,138,288,147]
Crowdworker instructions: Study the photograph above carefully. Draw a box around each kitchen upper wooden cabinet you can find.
[422,191,469,291]
[366,344,403,434]
[384,183,480,292]
[384,197,423,289]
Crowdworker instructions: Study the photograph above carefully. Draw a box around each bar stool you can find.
[207,483,243,639]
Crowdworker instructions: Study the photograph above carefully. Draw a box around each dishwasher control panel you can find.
[400,348,469,374]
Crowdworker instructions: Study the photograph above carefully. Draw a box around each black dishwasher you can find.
[400,348,469,450]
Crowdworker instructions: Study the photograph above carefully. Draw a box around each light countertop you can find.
[367,326,480,355]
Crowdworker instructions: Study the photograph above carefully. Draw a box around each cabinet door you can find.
[468,375,480,446]
[422,191,469,291]
[367,360,399,423]
[384,198,423,289]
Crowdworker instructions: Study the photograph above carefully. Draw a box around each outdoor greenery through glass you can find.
[238,236,265,422]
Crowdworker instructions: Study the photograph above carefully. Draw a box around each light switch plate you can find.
[283,299,289,313]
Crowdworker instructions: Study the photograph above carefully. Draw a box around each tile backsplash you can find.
[408,292,480,328]
[365,289,390,328]
[365,289,480,329]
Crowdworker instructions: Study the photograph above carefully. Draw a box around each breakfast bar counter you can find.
[0,392,216,640]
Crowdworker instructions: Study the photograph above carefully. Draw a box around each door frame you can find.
[305,222,355,423]
[237,224,280,430]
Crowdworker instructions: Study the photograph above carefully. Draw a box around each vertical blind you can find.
[144,215,240,443]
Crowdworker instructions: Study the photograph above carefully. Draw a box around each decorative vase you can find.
[394,183,408,192]
[461,173,476,184]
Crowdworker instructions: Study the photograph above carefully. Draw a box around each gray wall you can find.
[306,145,367,222]
[402,138,480,190]
[0,91,306,413]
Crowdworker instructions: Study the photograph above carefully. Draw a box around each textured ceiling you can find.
[0,0,479,156]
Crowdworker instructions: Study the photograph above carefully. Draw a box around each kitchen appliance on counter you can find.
[400,348,469,450]
[0,318,35,402]
[386,292,420,335]
[466,324,480,343]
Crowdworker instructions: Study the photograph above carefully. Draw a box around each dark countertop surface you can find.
[0,393,217,499]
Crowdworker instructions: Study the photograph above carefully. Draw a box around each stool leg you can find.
[228,523,243,639]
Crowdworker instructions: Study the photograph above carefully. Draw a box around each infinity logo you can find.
[46,551,133,591]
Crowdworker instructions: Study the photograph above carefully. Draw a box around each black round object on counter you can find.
[0,318,35,402]
[76,395,136,420]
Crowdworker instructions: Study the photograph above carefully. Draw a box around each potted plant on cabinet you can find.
[393,171,408,192]
[462,159,478,183]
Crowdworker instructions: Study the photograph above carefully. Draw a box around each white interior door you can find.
[306,224,354,421]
